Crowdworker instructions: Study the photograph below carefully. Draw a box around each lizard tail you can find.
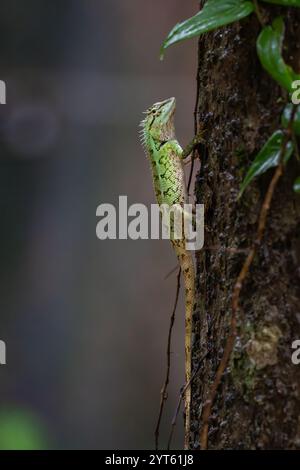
[174,243,195,449]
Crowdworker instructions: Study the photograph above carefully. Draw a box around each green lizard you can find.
[140,97,200,449]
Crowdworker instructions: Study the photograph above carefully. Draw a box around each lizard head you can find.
[140,97,176,144]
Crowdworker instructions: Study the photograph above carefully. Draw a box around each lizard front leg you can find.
[181,131,205,160]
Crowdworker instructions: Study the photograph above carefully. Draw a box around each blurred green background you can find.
[0,0,197,449]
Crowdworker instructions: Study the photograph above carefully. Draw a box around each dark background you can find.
[0,0,198,449]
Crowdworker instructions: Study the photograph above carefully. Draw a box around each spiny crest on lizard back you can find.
[139,97,176,149]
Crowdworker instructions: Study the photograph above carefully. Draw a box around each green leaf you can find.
[281,103,300,136]
[294,177,300,193]
[239,130,294,198]
[160,0,254,59]
[257,17,300,93]
[260,0,300,5]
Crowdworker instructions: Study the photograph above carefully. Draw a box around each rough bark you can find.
[191,6,300,450]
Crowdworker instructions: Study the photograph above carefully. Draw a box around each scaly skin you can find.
[140,97,195,449]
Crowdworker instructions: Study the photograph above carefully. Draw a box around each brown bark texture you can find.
[191,6,300,450]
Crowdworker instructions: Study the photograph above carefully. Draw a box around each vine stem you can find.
[155,267,181,450]
[167,351,209,450]
[187,35,202,196]
[200,162,283,450]
[253,0,265,27]
[199,107,296,450]
[292,132,300,162]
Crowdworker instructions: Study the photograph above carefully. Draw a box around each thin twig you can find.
[187,36,202,196]
[292,131,300,162]
[167,351,209,450]
[253,0,265,27]
[155,267,181,450]
[200,110,296,450]
[199,245,249,255]
[164,264,179,281]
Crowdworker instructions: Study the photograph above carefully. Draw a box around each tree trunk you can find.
[191,5,300,450]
